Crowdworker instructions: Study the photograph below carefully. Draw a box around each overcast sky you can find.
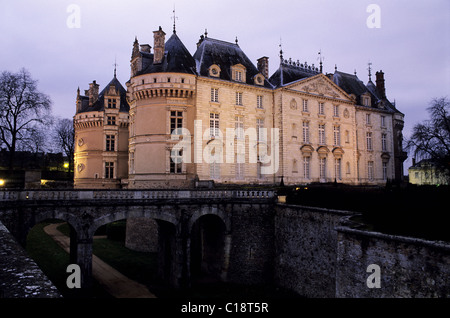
[1,0,449,168]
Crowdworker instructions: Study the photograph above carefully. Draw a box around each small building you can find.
[408,159,449,186]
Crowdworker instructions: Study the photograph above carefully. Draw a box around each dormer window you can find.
[209,64,221,77]
[231,64,246,83]
[254,74,265,86]
[362,93,371,107]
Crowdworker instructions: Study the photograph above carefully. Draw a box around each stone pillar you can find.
[70,236,93,294]
[221,234,232,281]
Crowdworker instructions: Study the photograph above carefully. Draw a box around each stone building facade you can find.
[74,26,406,189]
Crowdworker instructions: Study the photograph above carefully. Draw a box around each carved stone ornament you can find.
[77,163,85,172]
[344,108,350,118]
[78,138,84,147]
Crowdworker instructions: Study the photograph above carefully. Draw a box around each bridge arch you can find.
[188,205,231,235]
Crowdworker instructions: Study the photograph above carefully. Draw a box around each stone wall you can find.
[335,225,450,298]
[0,221,61,298]
[274,204,353,297]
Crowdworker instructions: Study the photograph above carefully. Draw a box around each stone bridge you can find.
[0,189,277,293]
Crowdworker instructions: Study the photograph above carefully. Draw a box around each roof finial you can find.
[172,5,178,34]
[354,69,357,76]
[368,61,373,81]
[113,57,118,78]
[235,36,238,45]
[279,37,283,62]
[335,64,337,71]
[317,49,324,73]
[204,28,208,38]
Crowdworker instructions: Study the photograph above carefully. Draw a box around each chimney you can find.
[140,44,151,53]
[153,26,166,64]
[257,56,269,78]
[88,80,99,106]
[375,70,386,99]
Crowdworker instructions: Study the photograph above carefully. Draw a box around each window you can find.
[210,113,220,137]
[107,116,116,125]
[318,124,326,144]
[257,95,263,109]
[381,115,386,128]
[363,97,370,106]
[235,116,244,140]
[303,121,310,144]
[211,88,219,102]
[366,132,373,151]
[257,118,265,141]
[303,156,310,179]
[320,158,326,180]
[368,161,374,181]
[333,105,339,117]
[105,162,114,179]
[107,99,117,109]
[345,130,350,143]
[335,158,342,181]
[333,126,341,146]
[302,99,309,112]
[382,162,388,180]
[170,111,183,133]
[106,135,115,151]
[235,70,243,82]
[170,149,182,174]
[366,113,371,125]
[236,92,243,106]
[236,154,245,180]
[210,162,220,179]
[318,102,325,115]
[381,133,387,151]
[130,152,135,174]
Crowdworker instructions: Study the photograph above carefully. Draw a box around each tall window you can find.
[302,99,309,112]
[335,158,342,181]
[106,135,115,151]
[303,156,310,179]
[303,121,310,143]
[368,161,374,181]
[318,124,326,145]
[170,111,183,133]
[105,162,114,179]
[236,92,243,106]
[107,98,117,109]
[381,115,386,128]
[382,161,388,180]
[210,88,219,102]
[236,154,245,180]
[381,133,387,151]
[210,113,220,137]
[366,113,371,125]
[235,70,243,82]
[333,105,339,117]
[257,118,265,141]
[333,126,341,146]
[170,149,182,173]
[130,152,135,174]
[366,132,373,151]
[210,162,220,179]
[235,116,244,140]
[257,95,263,109]
[318,102,325,115]
[319,158,326,180]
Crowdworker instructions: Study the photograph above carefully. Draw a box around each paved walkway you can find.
[44,223,156,298]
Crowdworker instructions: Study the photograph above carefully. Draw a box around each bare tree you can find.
[52,118,75,172]
[406,97,450,180]
[0,68,52,170]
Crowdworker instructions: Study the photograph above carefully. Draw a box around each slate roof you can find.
[269,61,320,87]
[77,76,130,114]
[193,37,273,88]
[137,32,197,75]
